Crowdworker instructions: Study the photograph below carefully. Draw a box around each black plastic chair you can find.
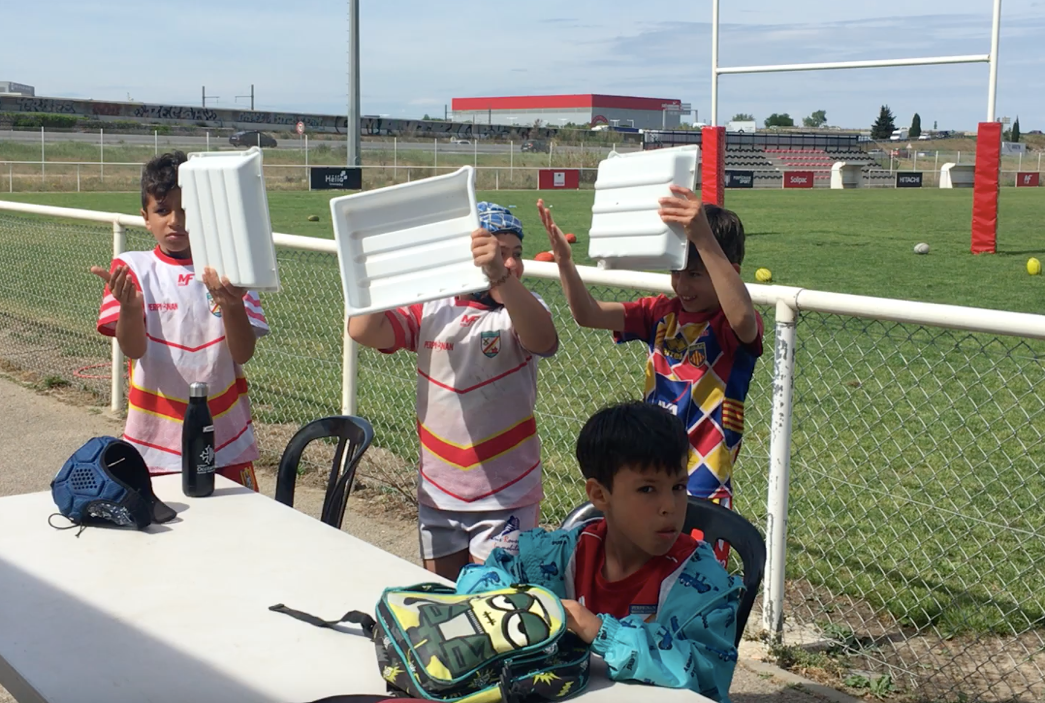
[560,497,766,647]
[274,416,375,529]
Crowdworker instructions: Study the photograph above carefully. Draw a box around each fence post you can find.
[8,163,12,193]
[394,136,398,181]
[110,221,127,414]
[305,134,309,186]
[342,311,358,415]
[434,138,438,175]
[762,295,798,641]
[154,130,158,155]
[510,141,514,182]
[100,128,104,182]
[77,165,80,192]
[40,127,45,184]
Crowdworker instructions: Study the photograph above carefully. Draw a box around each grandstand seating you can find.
[721,144,892,186]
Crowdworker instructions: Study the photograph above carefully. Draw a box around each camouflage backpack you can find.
[271,582,590,703]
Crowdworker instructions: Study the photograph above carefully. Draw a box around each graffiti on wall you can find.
[1,95,561,140]
[13,97,78,115]
[359,115,556,141]
[131,104,219,122]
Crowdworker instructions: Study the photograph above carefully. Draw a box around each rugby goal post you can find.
[705,0,1005,638]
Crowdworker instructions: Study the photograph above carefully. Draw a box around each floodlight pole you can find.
[347,0,361,167]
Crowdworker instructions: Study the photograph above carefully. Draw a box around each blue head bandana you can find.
[477,202,524,240]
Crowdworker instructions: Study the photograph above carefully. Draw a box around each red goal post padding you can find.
[700,126,726,206]
[971,121,1002,254]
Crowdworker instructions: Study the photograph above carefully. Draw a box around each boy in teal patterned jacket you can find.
[458,402,741,702]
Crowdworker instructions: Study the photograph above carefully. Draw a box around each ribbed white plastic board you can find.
[331,166,486,316]
[178,147,280,292]
[588,145,700,271]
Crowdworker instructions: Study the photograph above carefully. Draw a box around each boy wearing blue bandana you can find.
[349,203,559,580]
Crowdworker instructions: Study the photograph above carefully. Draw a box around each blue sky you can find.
[5,0,1042,131]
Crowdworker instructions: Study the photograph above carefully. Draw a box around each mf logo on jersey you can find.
[480,331,501,358]
[205,291,222,318]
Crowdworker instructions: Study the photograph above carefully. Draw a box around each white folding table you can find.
[0,476,711,702]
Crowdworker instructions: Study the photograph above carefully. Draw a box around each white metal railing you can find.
[3,199,1045,699]
[0,199,342,414]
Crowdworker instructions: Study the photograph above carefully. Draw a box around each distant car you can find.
[229,130,277,148]
[918,134,931,140]
[450,138,470,145]
[521,139,550,153]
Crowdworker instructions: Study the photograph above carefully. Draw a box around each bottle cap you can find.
[189,382,209,399]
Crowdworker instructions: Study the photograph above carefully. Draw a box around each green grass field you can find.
[2,188,1045,644]
[4,188,1043,310]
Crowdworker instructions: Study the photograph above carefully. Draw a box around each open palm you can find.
[536,199,572,263]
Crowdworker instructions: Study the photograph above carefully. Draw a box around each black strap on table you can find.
[268,603,376,635]
[304,696,410,703]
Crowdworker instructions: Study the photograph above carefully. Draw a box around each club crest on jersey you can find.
[663,336,706,367]
[205,291,222,318]
[481,330,501,358]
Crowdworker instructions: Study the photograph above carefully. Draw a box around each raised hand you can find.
[90,264,142,310]
[537,199,572,264]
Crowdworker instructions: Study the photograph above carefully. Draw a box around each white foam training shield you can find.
[330,166,486,316]
[178,147,281,292]
[588,145,700,271]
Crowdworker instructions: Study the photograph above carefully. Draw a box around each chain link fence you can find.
[770,313,1045,701]
[2,207,1044,700]
[353,280,778,528]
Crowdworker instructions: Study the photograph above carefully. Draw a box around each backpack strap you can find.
[268,603,376,635]
[499,661,526,703]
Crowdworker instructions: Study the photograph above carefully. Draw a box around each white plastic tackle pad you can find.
[588,145,700,271]
[178,147,280,292]
[330,166,487,316]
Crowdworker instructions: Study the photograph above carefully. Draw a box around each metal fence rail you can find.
[2,200,1044,701]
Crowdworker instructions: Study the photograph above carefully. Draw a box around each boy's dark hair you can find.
[685,204,745,268]
[141,151,187,208]
[576,401,689,490]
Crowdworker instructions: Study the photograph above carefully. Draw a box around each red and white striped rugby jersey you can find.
[97,247,269,474]
[381,294,557,511]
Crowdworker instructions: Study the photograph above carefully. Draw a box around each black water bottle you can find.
[182,382,216,497]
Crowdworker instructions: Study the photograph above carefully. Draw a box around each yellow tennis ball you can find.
[755,267,773,283]
[1028,258,1042,276]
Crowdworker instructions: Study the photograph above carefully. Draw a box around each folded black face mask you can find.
[51,437,176,532]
